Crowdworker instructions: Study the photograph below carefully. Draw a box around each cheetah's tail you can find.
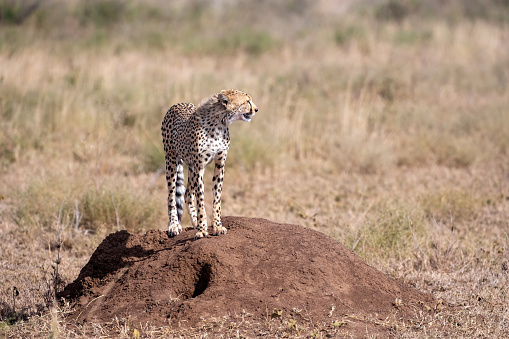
[175,162,185,223]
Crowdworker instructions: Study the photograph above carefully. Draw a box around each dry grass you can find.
[1,0,509,337]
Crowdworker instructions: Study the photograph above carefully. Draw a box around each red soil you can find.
[59,216,436,336]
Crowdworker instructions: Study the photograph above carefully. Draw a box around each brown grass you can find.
[1,0,509,337]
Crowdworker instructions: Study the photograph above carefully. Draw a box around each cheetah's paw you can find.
[194,231,209,239]
[212,226,227,236]
[167,223,182,238]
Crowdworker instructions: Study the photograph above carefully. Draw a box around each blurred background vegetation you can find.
[0,0,507,249]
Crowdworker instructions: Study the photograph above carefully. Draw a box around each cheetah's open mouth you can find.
[241,113,252,122]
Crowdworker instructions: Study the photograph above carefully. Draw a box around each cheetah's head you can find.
[218,89,258,125]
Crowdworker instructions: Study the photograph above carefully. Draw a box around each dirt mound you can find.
[59,217,435,335]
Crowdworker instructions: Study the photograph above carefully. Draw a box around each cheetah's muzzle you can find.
[242,113,252,122]
[242,109,257,122]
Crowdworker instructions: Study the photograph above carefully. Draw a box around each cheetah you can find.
[161,89,258,239]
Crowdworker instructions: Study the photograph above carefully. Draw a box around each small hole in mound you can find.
[192,264,211,298]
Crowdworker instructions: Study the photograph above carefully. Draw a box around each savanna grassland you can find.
[1,0,508,337]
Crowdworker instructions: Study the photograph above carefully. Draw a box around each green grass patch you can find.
[0,0,40,25]
[419,188,482,222]
[0,132,18,167]
[334,24,367,48]
[393,29,433,45]
[75,0,127,28]
[227,131,278,171]
[143,142,165,173]
[430,136,479,168]
[13,177,161,234]
[80,187,160,233]
[14,178,68,230]
[348,201,427,261]
[182,28,277,56]
[375,0,411,23]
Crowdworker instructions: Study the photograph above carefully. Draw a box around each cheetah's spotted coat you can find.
[162,90,258,238]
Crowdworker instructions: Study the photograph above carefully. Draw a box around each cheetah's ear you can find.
[218,94,228,107]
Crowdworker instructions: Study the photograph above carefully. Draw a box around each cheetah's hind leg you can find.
[167,161,185,237]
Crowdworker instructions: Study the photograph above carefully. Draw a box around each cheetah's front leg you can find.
[211,151,228,236]
[191,167,208,239]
